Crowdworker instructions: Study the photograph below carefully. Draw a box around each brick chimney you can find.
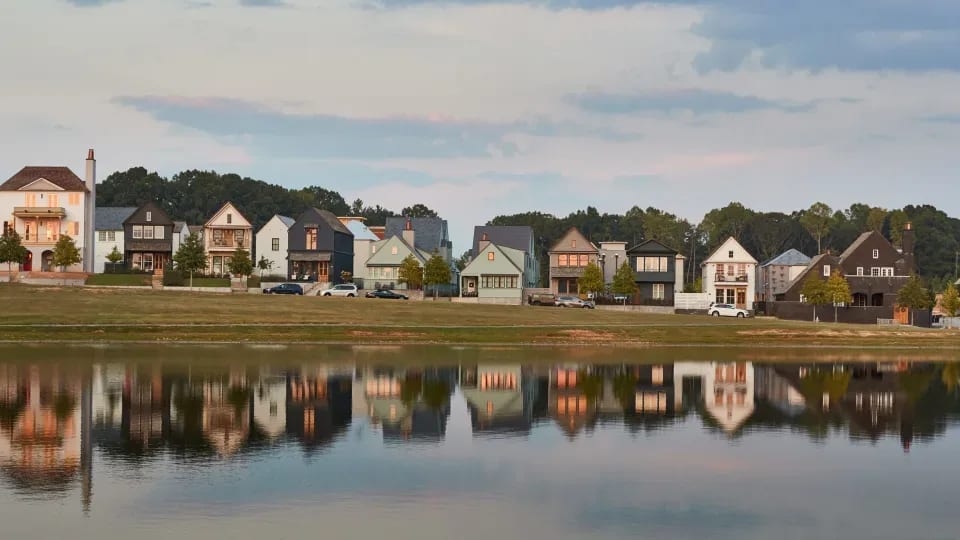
[479,232,491,253]
[83,149,96,273]
[901,221,916,273]
[401,217,415,248]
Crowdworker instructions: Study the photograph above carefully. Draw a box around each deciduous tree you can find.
[825,270,853,322]
[577,262,604,298]
[801,274,829,322]
[897,275,933,326]
[398,254,423,290]
[611,261,638,298]
[942,284,960,318]
[227,247,253,285]
[173,233,206,288]
[800,202,833,254]
[0,231,28,276]
[423,253,451,299]
[52,234,81,272]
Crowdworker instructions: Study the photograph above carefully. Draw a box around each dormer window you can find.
[146,211,152,222]
[872,249,879,259]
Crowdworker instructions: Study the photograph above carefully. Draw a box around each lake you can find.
[1,344,959,540]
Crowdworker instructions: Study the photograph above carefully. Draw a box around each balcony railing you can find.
[209,239,250,249]
[551,266,588,278]
[715,273,749,283]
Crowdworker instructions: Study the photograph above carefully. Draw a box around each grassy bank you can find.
[1,283,958,348]
[85,274,151,286]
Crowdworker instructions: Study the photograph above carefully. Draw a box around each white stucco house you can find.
[254,214,294,277]
[0,149,97,272]
[338,216,381,284]
[701,237,758,310]
[93,207,137,273]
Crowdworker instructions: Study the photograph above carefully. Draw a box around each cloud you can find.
[239,0,288,6]
[113,95,640,160]
[568,89,815,115]
[63,0,123,6]
[921,113,960,124]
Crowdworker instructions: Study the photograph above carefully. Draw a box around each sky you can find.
[2,0,960,253]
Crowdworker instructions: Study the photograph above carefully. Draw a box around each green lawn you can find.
[170,277,231,288]
[0,283,958,349]
[85,274,151,286]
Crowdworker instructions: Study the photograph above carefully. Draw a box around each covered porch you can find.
[289,252,331,282]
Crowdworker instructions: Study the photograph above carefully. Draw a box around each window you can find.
[71,222,80,236]
[856,267,864,276]
[371,245,377,253]
[234,230,244,246]
[716,289,724,304]
[487,251,495,261]
[571,239,577,248]
[558,254,569,266]
[579,254,589,267]
[142,253,154,272]
[212,256,223,275]
[213,229,224,245]
[143,226,154,239]
[881,267,894,277]
[728,250,734,258]
[823,265,831,277]
[132,225,143,239]
[652,283,665,300]
[872,249,879,259]
[69,193,80,205]
[652,365,664,385]
[227,213,233,224]
[146,211,152,222]
[272,238,279,251]
[726,289,736,304]
[638,256,669,272]
[48,194,59,208]
[391,246,398,255]
[481,275,518,288]
[154,226,164,239]
[871,267,880,277]
[305,228,317,250]
[98,231,106,241]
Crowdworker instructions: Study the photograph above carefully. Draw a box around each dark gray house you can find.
[287,207,354,283]
[385,217,452,262]
[123,202,174,272]
[626,239,684,305]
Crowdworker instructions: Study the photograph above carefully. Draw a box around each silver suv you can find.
[320,284,358,297]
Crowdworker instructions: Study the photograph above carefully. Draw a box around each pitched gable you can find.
[365,235,425,266]
[205,202,251,228]
[703,237,757,264]
[472,225,534,256]
[19,178,66,191]
[461,242,523,276]
[627,239,679,255]
[123,202,173,226]
[549,227,597,253]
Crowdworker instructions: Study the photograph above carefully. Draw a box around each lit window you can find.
[48,194,59,208]
[559,254,568,266]
[69,193,80,205]
[487,251,495,261]
[823,265,831,277]
[579,254,588,266]
[305,228,317,250]
[391,246,398,255]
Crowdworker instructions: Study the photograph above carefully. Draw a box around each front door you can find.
[22,251,32,272]
[736,289,747,309]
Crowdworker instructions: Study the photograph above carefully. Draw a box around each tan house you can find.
[203,202,252,275]
[548,227,599,295]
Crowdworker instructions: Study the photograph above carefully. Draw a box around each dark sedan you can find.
[262,283,304,295]
[365,289,408,300]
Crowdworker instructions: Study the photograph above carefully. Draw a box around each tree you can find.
[52,234,82,272]
[825,270,853,323]
[340,270,353,283]
[227,247,253,285]
[611,261,638,299]
[455,250,472,272]
[257,256,273,278]
[173,233,206,288]
[942,284,960,318]
[577,262,604,298]
[401,204,439,218]
[801,274,829,322]
[398,254,423,290]
[106,246,123,266]
[866,207,888,233]
[0,231,28,276]
[800,202,833,254]
[897,275,933,326]
[423,253,451,299]
[888,209,908,246]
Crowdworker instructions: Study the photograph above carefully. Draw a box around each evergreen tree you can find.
[577,262,604,298]
[52,234,82,272]
[173,233,206,288]
[398,254,423,290]
[0,231,28,276]
[611,261,638,299]
[423,253,451,299]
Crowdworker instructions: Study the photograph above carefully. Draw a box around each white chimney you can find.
[84,149,96,273]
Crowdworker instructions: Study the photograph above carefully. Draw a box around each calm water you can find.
[2,344,960,540]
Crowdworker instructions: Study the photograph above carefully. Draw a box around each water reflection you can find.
[1,354,959,514]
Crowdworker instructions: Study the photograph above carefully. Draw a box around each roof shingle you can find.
[1,166,89,192]
[95,207,138,231]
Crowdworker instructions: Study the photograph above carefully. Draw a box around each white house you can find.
[338,216,381,283]
[701,237,758,310]
[93,207,136,273]
[171,221,190,255]
[254,214,294,277]
[0,149,96,272]
[673,362,755,434]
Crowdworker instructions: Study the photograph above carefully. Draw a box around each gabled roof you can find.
[204,201,251,228]
[123,201,174,226]
[472,225,534,256]
[173,221,188,233]
[278,215,295,228]
[461,242,524,276]
[702,237,758,264]
[782,253,838,292]
[188,225,204,236]
[385,217,449,253]
[761,248,812,268]
[626,239,679,255]
[549,227,598,253]
[343,220,380,241]
[311,208,353,236]
[365,235,431,266]
[838,232,875,262]
[95,207,137,231]
[1,166,88,192]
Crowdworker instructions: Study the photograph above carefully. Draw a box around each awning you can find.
[13,206,65,218]
[289,252,331,262]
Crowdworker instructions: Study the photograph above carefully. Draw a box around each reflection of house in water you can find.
[460,365,538,438]
[286,368,352,451]
[199,368,251,458]
[754,366,806,417]
[0,364,91,508]
[620,364,678,432]
[361,367,453,444]
[673,362,755,434]
[91,363,168,459]
[548,366,597,439]
[253,370,287,440]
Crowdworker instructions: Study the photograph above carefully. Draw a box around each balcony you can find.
[551,266,587,278]
[715,273,749,284]
[14,206,66,218]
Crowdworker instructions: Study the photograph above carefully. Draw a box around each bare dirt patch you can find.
[738,328,948,339]
[349,330,425,339]
[554,329,620,341]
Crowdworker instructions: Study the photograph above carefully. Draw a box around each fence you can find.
[767,302,932,327]
[674,293,712,310]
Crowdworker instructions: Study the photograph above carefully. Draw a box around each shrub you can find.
[247,275,261,288]
[260,273,287,283]
[162,269,185,286]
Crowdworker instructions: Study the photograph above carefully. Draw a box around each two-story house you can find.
[598,241,628,285]
[254,214,294,278]
[203,202,253,276]
[459,234,527,303]
[364,219,432,290]
[471,225,540,288]
[548,227,600,295]
[287,207,354,283]
[123,202,174,272]
[93,207,137,273]
[701,237,758,310]
[0,150,96,272]
[757,249,811,302]
[338,216,381,284]
[780,224,917,307]
[626,240,685,305]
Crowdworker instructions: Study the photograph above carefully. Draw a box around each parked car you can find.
[708,303,750,318]
[528,293,557,306]
[366,289,408,300]
[320,284,358,297]
[557,295,595,309]
[262,283,303,295]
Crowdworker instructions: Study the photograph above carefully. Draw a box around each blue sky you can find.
[3,0,959,253]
